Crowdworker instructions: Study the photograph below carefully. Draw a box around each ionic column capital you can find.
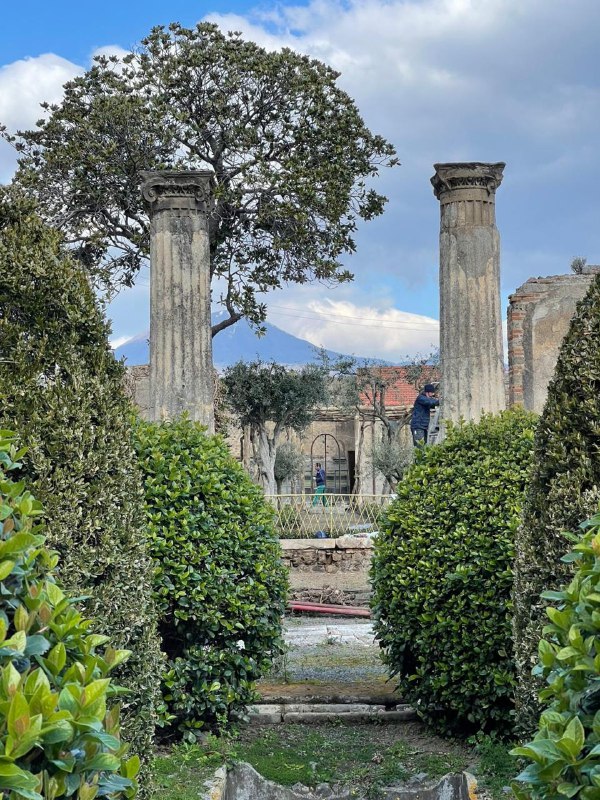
[140,169,212,213]
[431,162,505,204]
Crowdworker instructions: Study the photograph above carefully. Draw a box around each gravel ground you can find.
[260,615,396,701]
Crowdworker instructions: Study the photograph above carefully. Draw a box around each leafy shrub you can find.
[0,430,140,799]
[511,510,600,800]
[513,274,600,734]
[0,190,162,776]
[134,418,288,736]
[372,409,537,736]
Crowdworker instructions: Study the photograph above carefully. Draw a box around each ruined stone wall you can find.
[508,269,599,413]
[280,537,373,606]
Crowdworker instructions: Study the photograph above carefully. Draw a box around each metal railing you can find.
[266,493,394,539]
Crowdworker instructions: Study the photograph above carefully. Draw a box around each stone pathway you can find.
[257,615,399,706]
[284,617,377,647]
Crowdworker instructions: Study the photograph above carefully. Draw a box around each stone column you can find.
[431,162,506,426]
[141,170,214,432]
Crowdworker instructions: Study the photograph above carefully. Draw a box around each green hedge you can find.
[372,409,537,736]
[0,431,141,799]
[513,274,600,734]
[512,510,600,800]
[134,418,288,736]
[0,190,162,783]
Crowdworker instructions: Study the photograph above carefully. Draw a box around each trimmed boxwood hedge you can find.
[134,417,288,737]
[513,273,600,735]
[0,189,162,783]
[371,409,537,737]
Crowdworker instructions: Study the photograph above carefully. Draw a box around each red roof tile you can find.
[357,366,440,408]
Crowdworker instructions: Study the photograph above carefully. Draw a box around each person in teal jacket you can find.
[312,462,327,506]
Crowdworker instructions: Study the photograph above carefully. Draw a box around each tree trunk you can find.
[250,425,277,496]
[353,418,366,496]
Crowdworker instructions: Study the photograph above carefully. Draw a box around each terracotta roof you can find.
[357,366,440,408]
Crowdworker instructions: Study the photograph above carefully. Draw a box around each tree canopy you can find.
[223,359,328,493]
[4,21,398,335]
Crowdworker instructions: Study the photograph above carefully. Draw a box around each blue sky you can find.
[1,0,599,360]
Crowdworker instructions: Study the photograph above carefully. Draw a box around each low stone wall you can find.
[280,536,373,607]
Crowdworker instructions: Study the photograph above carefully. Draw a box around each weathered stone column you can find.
[141,170,214,431]
[431,162,506,426]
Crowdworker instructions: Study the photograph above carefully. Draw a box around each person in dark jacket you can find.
[410,384,439,446]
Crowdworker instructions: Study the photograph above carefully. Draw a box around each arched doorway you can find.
[310,433,342,495]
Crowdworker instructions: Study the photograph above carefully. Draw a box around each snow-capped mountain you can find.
[113,315,389,368]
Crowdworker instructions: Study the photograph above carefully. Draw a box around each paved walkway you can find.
[259,615,398,704]
[284,616,376,647]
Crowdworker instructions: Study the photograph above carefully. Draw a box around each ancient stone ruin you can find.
[508,266,600,413]
[133,166,597,458]
[431,162,506,426]
[141,170,215,432]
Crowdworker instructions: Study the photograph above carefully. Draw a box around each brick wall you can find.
[507,271,598,413]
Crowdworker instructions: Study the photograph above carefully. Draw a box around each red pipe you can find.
[289,601,371,618]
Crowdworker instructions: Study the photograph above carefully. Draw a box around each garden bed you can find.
[153,724,514,800]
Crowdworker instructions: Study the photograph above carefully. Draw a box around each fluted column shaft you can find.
[431,162,506,426]
[141,170,214,432]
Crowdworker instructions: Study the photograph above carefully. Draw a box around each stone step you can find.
[247,702,417,724]
[258,691,401,706]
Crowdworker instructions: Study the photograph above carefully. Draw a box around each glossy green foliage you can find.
[5,21,397,332]
[514,275,600,734]
[0,431,140,800]
[512,511,600,800]
[134,418,288,736]
[0,190,162,784]
[372,409,537,736]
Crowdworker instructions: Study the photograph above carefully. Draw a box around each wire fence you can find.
[266,493,394,539]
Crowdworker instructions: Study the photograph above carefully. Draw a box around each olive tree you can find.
[4,22,398,333]
[274,442,305,494]
[223,360,328,494]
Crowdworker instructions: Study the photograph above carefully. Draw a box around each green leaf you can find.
[85,753,121,772]
[0,762,40,790]
[559,717,586,759]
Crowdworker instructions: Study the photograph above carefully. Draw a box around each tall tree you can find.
[223,360,328,494]
[3,22,398,334]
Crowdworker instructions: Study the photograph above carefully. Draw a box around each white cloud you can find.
[206,0,600,155]
[2,2,600,354]
[0,45,126,183]
[0,54,82,182]
[204,0,600,312]
[109,335,133,350]
[266,296,439,360]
